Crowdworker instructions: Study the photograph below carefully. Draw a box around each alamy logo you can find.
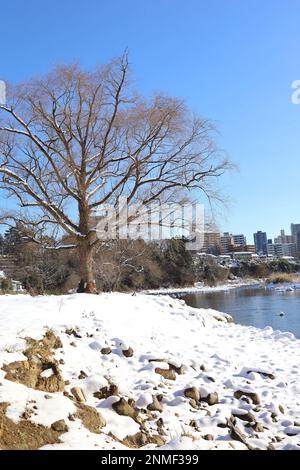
[0,80,6,105]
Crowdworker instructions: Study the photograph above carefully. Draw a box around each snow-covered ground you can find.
[0,293,300,450]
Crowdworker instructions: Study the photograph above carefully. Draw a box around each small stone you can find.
[234,390,260,405]
[78,370,88,379]
[155,367,176,381]
[59,359,65,365]
[112,397,139,421]
[94,384,119,400]
[252,422,264,432]
[169,363,185,375]
[200,364,207,372]
[184,387,200,402]
[51,419,68,432]
[122,347,134,358]
[147,396,163,412]
[70,341,76,347]
[64,380,70,386]
[44,394,52,399]
[232,411,255,423]
[101,347,112,355]
[71,387,86,403]
[279,405,285,414]
[203,434,214,441]
[189,399,199,409]
[205,392,219,406]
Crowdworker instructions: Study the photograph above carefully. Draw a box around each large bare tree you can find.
[0,53,230,292]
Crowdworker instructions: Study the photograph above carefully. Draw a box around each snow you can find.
[0,292,300,450]
[144,279,262,295]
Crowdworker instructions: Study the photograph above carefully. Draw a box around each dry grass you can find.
[267,273,299,284]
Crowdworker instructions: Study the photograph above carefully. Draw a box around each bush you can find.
[1,278,13,293]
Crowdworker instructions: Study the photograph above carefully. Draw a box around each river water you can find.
[183,285,300,338]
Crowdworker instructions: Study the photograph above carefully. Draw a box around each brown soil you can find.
[75,403,106,433]
[0,402,63,450]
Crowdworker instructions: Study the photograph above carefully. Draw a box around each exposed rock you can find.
[252,422,264,432]
[147,396,163,412]
[78,370,88,380]
[42,331,63,350]
[203,392,219,406]
[51,420,69,432]
[247,370,275,380]
[3,359,65,393]
[94,384,119,400]
[76,403,106,433]
[232,411,255,423]
[169,363,185,375]
[65,328,82,338]
[101,347,112,355]
[203,434,214,441]
[71,387,86,403]
[184,387,200,402]
[123,431,165,448]
[189,399,199,409]
[234,390,260,405]
[112,397,139,422]
[122,347,134,358]
[155,367,176,381]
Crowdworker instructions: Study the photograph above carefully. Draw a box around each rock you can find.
[204,392,219,406]
[122,347,134,358]
[246,370,275,380]
[200,364,207,372]
[112,397,139,421]
[59,359,65,365]
[101,347,112,355]
[234,390,260,405]
[169,363,185,375]
[184,387,200,402]
[252,422,264,432]
[43,332,63,350]
[65,328,81,338]
[232,411,255,423]
[155,367,176,381]
[203,434,214,441]
[51,419,68,433]
[3,359,65,393]
[123,432,165,448]
[71,387,86,403]
[78,370,88,380]
[147,396,163,412]
[189,399,199,409]
[279,405,285,414]
[94,384,119,400]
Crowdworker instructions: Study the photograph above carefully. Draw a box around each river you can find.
[183,285,300,338]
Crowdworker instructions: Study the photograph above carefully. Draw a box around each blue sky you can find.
[0,0,300,243]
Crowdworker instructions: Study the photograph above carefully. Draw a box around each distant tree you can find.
[162,238,195,286]
[0,53,230,292]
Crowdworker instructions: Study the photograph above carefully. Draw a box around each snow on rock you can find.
[0,292,300,450]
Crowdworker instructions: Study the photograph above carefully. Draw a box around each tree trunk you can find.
[77,242,97,293]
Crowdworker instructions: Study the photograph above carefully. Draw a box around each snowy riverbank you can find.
[144,278,263,296]
[0,293,300,450]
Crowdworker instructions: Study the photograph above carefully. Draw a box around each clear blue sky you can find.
[1,0,300,243]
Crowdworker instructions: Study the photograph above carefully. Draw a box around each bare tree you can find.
[0,53,230,292]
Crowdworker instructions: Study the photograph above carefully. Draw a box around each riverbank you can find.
[0,292,300,450]
[144,278,263,296]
